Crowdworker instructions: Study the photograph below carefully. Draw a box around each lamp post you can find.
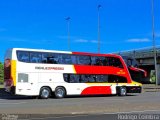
[66,17,71,50]
[151,0,158,85]
[98,4,101,53]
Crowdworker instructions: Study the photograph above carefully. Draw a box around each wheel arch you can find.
[116,86,127,96]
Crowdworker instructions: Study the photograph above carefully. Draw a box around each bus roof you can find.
[10,48,121,57]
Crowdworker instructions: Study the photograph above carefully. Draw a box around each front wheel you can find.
[117,87,127,96]
[54,87,66,98]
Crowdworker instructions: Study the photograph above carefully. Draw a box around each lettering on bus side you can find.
[35,66,64,70]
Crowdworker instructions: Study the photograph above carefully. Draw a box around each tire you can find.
[117,87,127,96]
[39,87,51,99]
[54,87,66,98]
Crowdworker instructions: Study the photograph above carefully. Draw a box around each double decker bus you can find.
[4,48,142,99]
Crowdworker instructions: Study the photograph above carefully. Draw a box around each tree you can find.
[0,62,4,84]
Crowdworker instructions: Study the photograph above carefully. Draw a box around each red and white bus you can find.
[4,48,143,99]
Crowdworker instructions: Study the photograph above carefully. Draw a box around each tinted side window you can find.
[17,51,29,62]
[60,54,73,64]
[108,57,123,68]
[64,74,80,83]
[30,52,42,63]
[77,56,91,65]
[96,75,108,82]
[42,53,59,64]
[91,56,105,66]
[64,74,110,83]
[108,75,127,83]
[80,75,89,82]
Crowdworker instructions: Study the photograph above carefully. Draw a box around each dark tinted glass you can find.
[30,52,42,63]
[63,74,127,83]
[77,55,91,65]
[17,51,29,62]
[42,53,59,64]
[108,57,123,68]
[17,50,124,68]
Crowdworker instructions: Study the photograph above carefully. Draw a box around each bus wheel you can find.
[118,87,127,96]
[39,87,51,99]
[55,87,66,98]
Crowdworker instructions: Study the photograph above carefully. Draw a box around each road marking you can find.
[0,102,27,105]
[104,98,124,101]
[30,114,92,120]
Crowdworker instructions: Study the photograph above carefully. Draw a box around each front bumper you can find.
[127,86,142,93]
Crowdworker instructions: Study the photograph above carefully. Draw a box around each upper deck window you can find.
[16,50,124,68]
[17,51,29,62]
[91,56,123,68]
[77,55,91,65]
[30,52,42,63]
[42,53,59,64]
[108,57,123,68]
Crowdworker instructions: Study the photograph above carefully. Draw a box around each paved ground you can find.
[1,87,160,119]
[0,88,160,114]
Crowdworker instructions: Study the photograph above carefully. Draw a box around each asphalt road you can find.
[0,89,160,120]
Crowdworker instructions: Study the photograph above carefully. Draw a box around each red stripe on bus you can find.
[81,86,112,95]
[74,65,125,75]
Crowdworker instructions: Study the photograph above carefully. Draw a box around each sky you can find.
[0,0,160,62]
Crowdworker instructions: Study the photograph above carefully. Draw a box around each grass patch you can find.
[0,84,3,88]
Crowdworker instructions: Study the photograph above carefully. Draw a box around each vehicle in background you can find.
[4,48,142,99]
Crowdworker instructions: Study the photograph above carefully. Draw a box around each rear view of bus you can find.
[4,49,16,94]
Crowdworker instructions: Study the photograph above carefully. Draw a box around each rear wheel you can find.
[54,87,66,98]
[39,87,51,99]
[117,87,127,96]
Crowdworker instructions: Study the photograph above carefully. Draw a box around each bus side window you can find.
[95,58,103,66]
[108,75,127,83]
[91,56,96,65]
[70,74,80,83]
[42,53,48,63]
[61,54,72,64]
[30,52,42,63]
[80,75,89,83]
[42,53,58,64]
[49,54,59,64]
[17,51,29,62]
[108,57,123,68]
[63,74,69,82]
[88,75,95,82]
[71,55,77,64]
[96,75,108,82]
[103,57,109,66]
[77,56,91,65]
[91,56,105,66]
